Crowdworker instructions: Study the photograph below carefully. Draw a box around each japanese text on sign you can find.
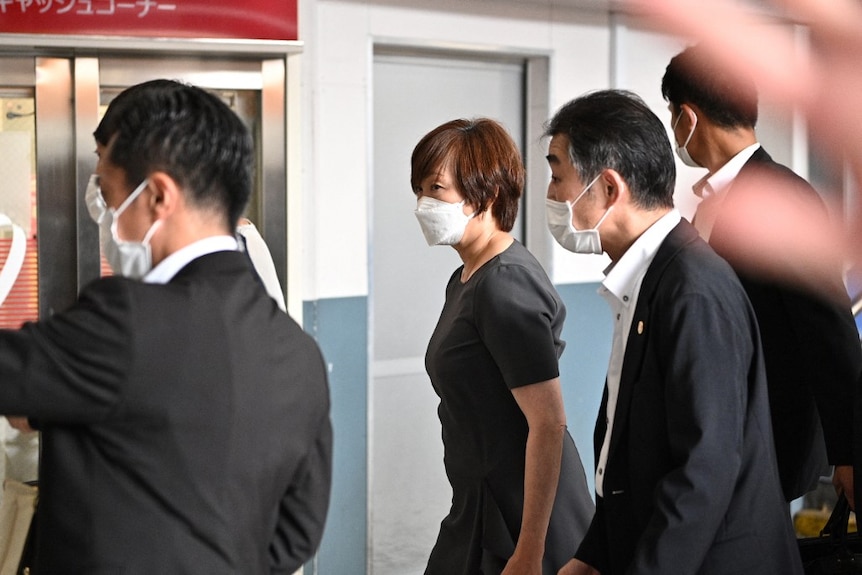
[0,0,176,18]
[0,0,298,41]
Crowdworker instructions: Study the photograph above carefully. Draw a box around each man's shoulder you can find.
[649,221,744,296]
[77,275,139,307]
[654,219,721,270]
[742,148,818,195]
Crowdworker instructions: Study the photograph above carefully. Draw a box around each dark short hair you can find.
[94,79,253,229]
[544,89,675,210]
[410,118,523,232]
[662,44,759,128]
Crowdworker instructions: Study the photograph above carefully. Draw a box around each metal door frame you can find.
[0,35,302,318]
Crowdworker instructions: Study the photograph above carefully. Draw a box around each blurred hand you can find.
[501,554,541,575]
[626,0,862,270]
[702,168,847,303]
[6,416,35,433]
[558,558,600,575]
[834,465,855,510]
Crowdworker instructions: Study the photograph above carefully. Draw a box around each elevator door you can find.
[0,52,288,488]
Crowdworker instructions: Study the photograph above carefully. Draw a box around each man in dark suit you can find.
[662,44,862,506]
[0,79,332,574]
[545,90,801,575]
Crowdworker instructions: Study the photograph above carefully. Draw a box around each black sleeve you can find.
[0,277,130,422]
[268,347,333,573]
[473,263,563,389]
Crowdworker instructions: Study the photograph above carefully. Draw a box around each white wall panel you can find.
[317,2,370,84]
[611,17,699,222]
[306,1,619,299]
[368,4,553,49]
[308,2,372,300]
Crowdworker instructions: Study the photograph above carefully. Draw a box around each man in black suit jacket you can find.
[546,90,802,575]
[663,44,862,505]
[0,80,332,574]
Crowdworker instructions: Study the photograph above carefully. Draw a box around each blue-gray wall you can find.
[556,282,613,497]
[305,282,611,573]
[304,297,368,575]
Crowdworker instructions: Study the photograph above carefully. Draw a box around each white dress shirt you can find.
[595,209,681,497]
[692,142,760,240]
[144,235,238,285]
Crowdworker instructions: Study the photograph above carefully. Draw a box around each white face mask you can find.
[672,108,701,168]
[86,174,161,279]
[545,173,613,255]
[414,196,475,246]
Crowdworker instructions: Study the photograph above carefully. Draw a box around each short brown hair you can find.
[410,118,523,232]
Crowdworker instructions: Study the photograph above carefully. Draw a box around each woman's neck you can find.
[456,227,514,283]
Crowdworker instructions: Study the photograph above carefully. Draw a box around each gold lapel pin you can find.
[637,320,644,335]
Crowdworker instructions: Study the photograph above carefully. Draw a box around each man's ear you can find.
[146,172,182,218]
[679,102,700,128]
[599,168,627,208]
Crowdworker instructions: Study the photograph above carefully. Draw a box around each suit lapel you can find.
[605,221,701,462]
[709,146,773,246]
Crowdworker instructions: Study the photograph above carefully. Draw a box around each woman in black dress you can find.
[411,118,594,575]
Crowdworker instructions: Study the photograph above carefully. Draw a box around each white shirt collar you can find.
[693,142,760,198]
[602,209,682,304]
[144,235,239,284]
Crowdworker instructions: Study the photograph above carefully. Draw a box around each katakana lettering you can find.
[75,0,93,14]
[3,0,176,17]
[134,0,154,17]
[55,0,75,14]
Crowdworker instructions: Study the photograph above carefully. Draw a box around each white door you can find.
[370,49,525,575]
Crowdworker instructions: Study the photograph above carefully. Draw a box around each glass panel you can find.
[0,89,38,328]
[0,87,40,490]
[223,89,263,225]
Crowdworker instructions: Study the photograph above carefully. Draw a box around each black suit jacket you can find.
[0,250,332,574]
[575,220,802,575]
[710,147,862,501]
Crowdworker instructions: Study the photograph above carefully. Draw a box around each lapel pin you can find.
[637,320,644,335]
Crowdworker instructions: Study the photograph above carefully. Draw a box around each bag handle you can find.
[0,214,26,308]
[821,494,853,544]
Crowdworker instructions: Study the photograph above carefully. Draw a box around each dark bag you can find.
[798,494,862,574]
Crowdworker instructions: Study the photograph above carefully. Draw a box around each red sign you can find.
[0,0,297,41]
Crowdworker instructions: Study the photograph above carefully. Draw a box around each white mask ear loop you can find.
[0,214,26,307]
[593,205,614,230]
[673,108,697,148]
[580,173,614,230]
[571,174,603,208]
[140,219,163,245]
[114,179,150,218]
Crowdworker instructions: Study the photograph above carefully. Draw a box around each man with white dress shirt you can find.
[545,89,801,575]
[0,79,332,574]
[663,44,862,507]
